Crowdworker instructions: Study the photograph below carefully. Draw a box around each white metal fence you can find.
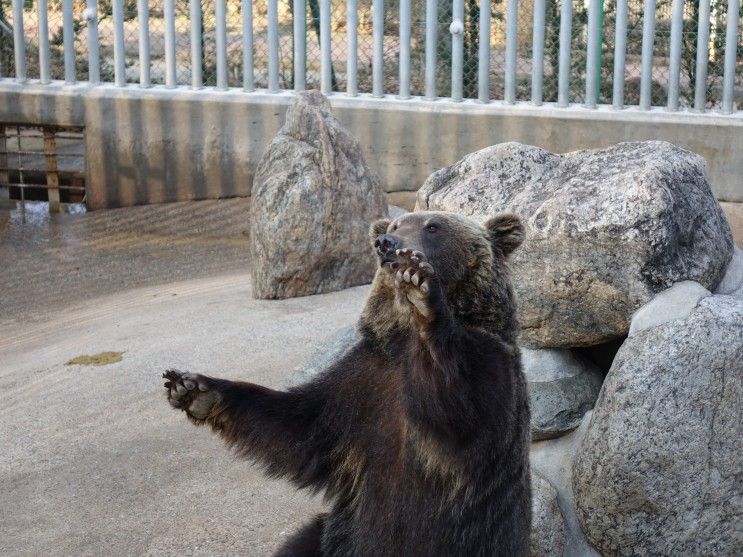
[2,0,741,113]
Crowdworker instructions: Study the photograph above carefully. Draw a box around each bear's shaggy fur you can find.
[164,211,531,556]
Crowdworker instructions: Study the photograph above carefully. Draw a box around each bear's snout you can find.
[375,234,401,261]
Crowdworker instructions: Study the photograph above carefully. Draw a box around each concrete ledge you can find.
[0,82,741,208]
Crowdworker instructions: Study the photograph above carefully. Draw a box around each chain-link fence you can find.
[1,0,741,108]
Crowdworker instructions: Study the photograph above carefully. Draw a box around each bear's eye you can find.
[426,223,438,233]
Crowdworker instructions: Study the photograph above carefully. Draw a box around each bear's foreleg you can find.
[163,369,335,485]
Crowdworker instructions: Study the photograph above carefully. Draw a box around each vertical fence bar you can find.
[531,0,546,104]
[111,0,125,85]
[191,0,203,88]
[693,0,711,110]
[347,0,358,95]
[267,0,280,91]
[320,0,332,93]
[11,0,26,81]
[63,0,76,83]
[424,0,437,99]
[557,0,573,106]
[30,5,48,82]
[504,0,518,103]
[639,0,656,109]
[585,0,600,107]
[451,0,464,100]
[721,0,740,113]
[666,0,684,110]
[216,0,228,89]
[478,0,491,102]
[372,0,385,97]
[612,0,628,108]
[164,0,176,87]
[85,0,100,84]
[38,0,51,83]
[399,0,411,98]
[242,0,254,90]
[294,0,306,90]
[138,0,151,86]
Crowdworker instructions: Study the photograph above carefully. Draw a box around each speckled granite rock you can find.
[250,91,388,299]
[530,472,568,557]
[416,141,734,347]
[573,295,743,556]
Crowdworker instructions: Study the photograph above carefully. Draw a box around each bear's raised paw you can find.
[390,249,438,319]
[163,369,222,421]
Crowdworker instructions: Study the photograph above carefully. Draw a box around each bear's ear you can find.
[369,218,391,244]
[485,213,524,256]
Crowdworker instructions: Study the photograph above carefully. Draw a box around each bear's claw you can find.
[389,249,437,319]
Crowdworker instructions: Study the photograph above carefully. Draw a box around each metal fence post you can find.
[38,0,51,84]
[294,0,307,91]
[399,0,411,98]
[639,0,657,110]
[164,0,176,87]
[242,0,255,91]
[720,0,740,113]
[11,0,26,82]
[191,0,203,88]
[347,0,359,96]
[504,0,518,103]
[451,0,464,101]
[585,0,601,107]
[268,0,280,91]
[612,0,628,108]
[64,0,77,84]
[320,0,332,93]
[138,0,151,87]
[372,0,385,97]
[111,0,126,85]
[666,0,684,110]
[216,0,229,90]
[693,0,711,111]
[557,0,573,106]
[478,0,491,102]
[424,0,438,99]
[531,0,546,105]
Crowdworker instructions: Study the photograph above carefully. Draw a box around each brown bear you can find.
[163,210,531,556]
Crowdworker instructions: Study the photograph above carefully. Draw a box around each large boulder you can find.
[416,141,734,347]
[523,348,603,441]
[573,295,743,556]
[250,91,388,299]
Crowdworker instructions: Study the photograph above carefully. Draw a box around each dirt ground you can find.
[0,199,369,556]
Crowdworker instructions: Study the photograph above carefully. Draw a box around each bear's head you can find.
[360,211,524,344]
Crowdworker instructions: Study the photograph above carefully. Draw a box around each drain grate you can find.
[0,124,85,212]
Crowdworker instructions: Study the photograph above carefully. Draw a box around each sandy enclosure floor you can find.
[0,199,370,556]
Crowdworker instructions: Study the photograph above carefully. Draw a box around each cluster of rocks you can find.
[253,94,742,556]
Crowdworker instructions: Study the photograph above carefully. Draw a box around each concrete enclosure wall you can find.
[0,82,742,209]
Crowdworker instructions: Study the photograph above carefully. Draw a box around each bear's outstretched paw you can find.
[163,369,222,422]
[390,249,437,319]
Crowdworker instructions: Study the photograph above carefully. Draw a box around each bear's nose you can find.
[375,234,401,256]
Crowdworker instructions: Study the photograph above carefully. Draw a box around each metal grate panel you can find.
[0,124,86,214]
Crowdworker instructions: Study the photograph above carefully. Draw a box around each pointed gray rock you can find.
[250,91,388,299]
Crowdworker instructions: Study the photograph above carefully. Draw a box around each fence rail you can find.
[1,0,741,113]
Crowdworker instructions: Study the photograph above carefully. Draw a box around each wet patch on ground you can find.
[65,351,124,366]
